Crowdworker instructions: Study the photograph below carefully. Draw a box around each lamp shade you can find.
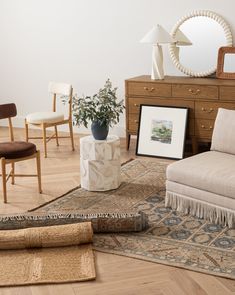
[140,24,175,44]
[174,29,192,46]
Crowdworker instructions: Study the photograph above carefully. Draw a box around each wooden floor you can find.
[0,127,234,295]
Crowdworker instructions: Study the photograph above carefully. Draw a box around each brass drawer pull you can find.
[134,103,139,107]
[201,125,213,130]
[134,120,139,123]
[144,87,155,92]
[189,88,201,95]
[201,107,214,113]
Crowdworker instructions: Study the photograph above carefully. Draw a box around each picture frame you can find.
[136,105,188,159]
[216,46,235,79]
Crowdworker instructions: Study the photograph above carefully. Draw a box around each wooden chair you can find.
[25,82,75,158]
[0,103,42,203]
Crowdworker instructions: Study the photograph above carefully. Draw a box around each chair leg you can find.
[55,126,59,146]
[1,158,7,203]
[69,121,75,151]
[42,124,47,158]
[11,162,15,185]
[36,151,42,194]
[25,119,29,142]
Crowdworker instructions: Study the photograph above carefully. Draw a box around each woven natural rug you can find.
[0,223,96,286]
[4,159,235,279]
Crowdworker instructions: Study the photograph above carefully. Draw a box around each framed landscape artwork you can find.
[136,105,188,159]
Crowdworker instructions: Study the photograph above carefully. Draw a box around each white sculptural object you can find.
[141,25,175,80]
[80,135,121,191]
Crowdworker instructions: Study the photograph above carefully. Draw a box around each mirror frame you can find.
[216,46,235,79]
[169,10,233,77]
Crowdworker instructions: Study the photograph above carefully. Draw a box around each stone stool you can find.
[80,135,121,191]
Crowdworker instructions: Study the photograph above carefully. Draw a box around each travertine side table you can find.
[80,135,121,191]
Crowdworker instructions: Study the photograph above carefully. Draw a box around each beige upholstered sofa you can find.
[165,108,235,228]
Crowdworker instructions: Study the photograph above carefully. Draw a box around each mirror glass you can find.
[178,16,227,73]
[224,53,235,73]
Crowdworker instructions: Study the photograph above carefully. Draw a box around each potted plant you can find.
[66,79,125,140]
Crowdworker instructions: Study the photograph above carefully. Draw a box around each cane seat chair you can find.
[0,103,42,203]
[25,82,75,158]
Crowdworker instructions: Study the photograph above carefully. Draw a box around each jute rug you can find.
[0,223,96,286]
[6,159,235,279]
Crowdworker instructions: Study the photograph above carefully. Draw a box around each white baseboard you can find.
[0,116,126,138]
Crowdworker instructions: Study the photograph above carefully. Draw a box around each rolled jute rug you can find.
[0,222,96,286]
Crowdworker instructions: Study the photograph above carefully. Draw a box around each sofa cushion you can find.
[167,151,235,200]
[211,108,235,155]
[0,141,36,159]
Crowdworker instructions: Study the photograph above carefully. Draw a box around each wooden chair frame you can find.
[25,87,75,158]
[1,116,42,203]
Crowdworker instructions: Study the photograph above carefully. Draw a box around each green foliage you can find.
[152,126,172,139]
[62,79,125,128]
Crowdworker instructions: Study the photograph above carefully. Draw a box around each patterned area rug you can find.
[31,159,235,279]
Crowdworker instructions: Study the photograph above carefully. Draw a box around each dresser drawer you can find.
[188,119,195,136]
[195,119,214,138]
[195,101,235,119]
[128,114,139,133]
[128,97,194,118]
[128,113,194,136]
[220,86,235,100]
[172,84,218,100]
[127,82,171,97]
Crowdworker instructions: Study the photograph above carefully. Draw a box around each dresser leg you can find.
[191,136,198,155]
[126,133,131,150]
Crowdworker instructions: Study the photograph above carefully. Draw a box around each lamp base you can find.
[151,45,164,80]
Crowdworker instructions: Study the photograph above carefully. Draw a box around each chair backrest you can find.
[0,103,17,141]
[0,103,17,120]
[48,82,73,119]
[48,82,72,96]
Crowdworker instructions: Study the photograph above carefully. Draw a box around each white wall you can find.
[0,0,235,136]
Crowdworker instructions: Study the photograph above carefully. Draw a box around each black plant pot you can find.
[91,121,109,140]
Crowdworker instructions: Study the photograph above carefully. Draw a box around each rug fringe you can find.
[165,191,235,228]
[0,211,148,233]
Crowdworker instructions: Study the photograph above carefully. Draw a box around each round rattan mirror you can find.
[169,10,233,77]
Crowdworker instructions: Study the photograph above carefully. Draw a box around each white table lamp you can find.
[140,25,175,80]
[175,29,192,46]
[173,29,193,59]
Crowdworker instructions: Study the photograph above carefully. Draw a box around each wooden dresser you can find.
[125,75,235,153]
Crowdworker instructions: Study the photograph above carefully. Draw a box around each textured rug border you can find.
[94,247,234,280]
[0,211,146,221]
[0,211,148,233]
[28,186,80,212]
[28,158,135,213]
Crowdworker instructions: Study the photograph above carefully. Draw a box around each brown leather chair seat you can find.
[0,141,36,159]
